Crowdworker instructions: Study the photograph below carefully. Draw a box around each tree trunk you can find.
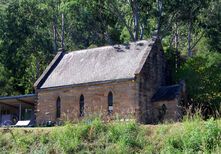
[188,12,192,57]
[157,0,163,38]
[98,0,106,45]
[36,57,40,79]
[53,16,57,52]
[107,0,135,41]
[61,13,65,50]
[175,22,180,71]
[130,0,139,41]
[140,24,144,40]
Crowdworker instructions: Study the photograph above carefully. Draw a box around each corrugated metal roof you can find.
[0,94,36,105]
[41,40,154,89]
[0,94,36,100]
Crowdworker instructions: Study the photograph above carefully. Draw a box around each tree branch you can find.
[106,0,135,41]
[190,31,205,50]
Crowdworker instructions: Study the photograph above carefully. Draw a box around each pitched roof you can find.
[37,39,155,89]
[151,84,182,102]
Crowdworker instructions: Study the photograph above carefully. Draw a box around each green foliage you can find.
[0,63,14,95]
[0,118,220,153]
[107,121,145,153]
[120,27,131,43]
[0,0,53,95]
[63,0,120,48]
[163,118,221,153]
[176,51,221,116]
[203,1,221,52]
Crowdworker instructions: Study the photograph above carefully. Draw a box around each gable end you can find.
[34,51,65,89]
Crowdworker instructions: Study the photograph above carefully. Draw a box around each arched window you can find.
[79,95,84,117]
[108,92,113,114]
[56,97,61,118]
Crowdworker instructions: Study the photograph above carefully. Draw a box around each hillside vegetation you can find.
[0,117,220,154]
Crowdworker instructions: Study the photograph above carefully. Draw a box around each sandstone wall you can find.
[138,41,166,123]
[36,81,138,124]
[153,99,180,122]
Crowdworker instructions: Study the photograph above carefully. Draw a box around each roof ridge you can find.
[67,46,113,54]
[66,40,151,54]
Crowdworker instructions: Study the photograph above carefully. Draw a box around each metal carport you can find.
[0,94,36,126]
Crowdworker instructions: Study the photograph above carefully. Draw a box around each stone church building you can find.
[33,39,184,124]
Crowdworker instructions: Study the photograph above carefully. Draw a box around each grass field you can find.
[0,117,220,154]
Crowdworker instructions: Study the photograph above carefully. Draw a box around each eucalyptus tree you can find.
[61,0,120,48]
[202,0,221,52]
[162,0,210,57]
[105,0,156,42]
[0,0,54,94]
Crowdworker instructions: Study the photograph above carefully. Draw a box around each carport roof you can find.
[0,94,36,106]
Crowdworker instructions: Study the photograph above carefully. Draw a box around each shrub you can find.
[0,117,220,153]
[162,117,221,153]
[176,51,221,117]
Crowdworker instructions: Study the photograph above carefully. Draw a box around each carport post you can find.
[19,103,22,120]
[0,104,1,123]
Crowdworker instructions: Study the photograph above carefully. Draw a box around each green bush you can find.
[162,117,221,153]
[176,51,221,117]
[0,117,220,154]
[107,122,145,153]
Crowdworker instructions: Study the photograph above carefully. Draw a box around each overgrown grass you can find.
[0,117,220,154]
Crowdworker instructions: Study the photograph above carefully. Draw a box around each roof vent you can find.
[114,46,124,52]
[125,44,130,49]
[137,42,144,46]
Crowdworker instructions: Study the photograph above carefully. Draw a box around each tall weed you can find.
[0,117,220,153]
